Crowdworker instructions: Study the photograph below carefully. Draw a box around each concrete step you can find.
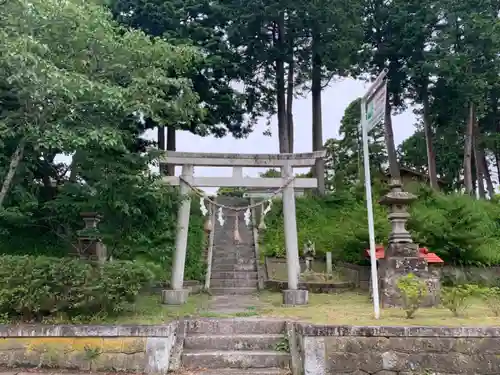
[182,350,290,369]
[210,287,257,295]
[211,264,256,271]
[196,369,289,375]
[211,271,258,280]
[184,334,284,351]
[186,319,286,335]
[212,257,256,264]
[210,279,258,288]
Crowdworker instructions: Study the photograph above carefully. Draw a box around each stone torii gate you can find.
[160,151,325,306]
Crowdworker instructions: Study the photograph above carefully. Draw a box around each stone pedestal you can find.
[283,289,308,306]
[379,180,440,307]
[162,289,190,305]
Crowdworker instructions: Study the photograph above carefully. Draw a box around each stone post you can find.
[163,164,193,305]
[281,162,308,305]
[326,252,333,274]
[379,179,439,307]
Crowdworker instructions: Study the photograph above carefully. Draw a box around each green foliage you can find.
[408,187,500,265]
[262,185,500,267]
[0,0,207,283]
[396,273,427,319]
[217,187,246,197]
[260,192,390,263]
[441,285,480,317]
[324,98,386,192]
[480,287,500,317]
[0,255,153,322]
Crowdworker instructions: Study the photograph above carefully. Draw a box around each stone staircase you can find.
[181,319,290,374]
[209,197,259,295]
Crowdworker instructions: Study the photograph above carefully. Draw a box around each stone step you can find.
[186,319,286,335]
[210,287,257,295]
[211,253,256,258]
[211,252,256,258]
[182,350,290,369]
[184,334,284,351]
[211,257,255,262]
[211,264,256,271]
[210,278,258,288]
[211,271,258,280]
[196,368,289,375]
[212,260,256,267]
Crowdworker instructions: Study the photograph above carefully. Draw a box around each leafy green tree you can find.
[0,0,207,281]
[324,98,386,192]
[109,0,268,176]
[0,0,200,207]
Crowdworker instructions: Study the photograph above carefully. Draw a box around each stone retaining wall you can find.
[294,324,500,375]
[0,324,178,374]
[2,321,500,374]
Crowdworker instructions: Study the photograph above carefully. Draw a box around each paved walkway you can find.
[207,294,265,315]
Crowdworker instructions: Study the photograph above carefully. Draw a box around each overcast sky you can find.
[144,78,417,185]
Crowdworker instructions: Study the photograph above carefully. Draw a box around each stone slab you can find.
[181,350,290,369]
[185,319,286,335]
[196,369,288,375]
[210,279,258,288]
[209,287,257,295]
[282,289,308,306]
[211,271,259,280]
[161,289,190,305]
[184,334,284,351]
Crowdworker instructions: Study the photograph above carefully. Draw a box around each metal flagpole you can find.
[361,110,380,320]
[360,68,388,320]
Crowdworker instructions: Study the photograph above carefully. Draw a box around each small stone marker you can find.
[326,252,333,274]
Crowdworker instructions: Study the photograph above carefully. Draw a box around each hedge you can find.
[0,255,153,322]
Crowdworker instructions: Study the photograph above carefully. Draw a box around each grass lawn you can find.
[64,290,500,326]
[108,293,211,324]
[256,291,500,326]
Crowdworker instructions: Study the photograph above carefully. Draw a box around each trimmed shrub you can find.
[0,255,153,322]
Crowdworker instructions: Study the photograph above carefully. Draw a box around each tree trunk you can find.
[492,92,500,185]
[422,87,439,190]
[0,139,25,208]
[495,152,500,185]
[473,138,486,199]
[463,102,475,194]
[286,28,294,153]
[311,29,325,194]
[482,153,494,198]
[158,126,166,175]
[384,91,400,180]
[69,150,82,183]
[166,126,176,176]
[276,13,289,154]
[473,119,493,198]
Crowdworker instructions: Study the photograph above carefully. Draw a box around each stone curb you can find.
[295,323,500,337]
[0,320,499,338]
[0,323,177,337]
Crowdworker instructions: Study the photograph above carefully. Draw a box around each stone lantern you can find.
[378,180,439,307]
[77,212,107,263]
